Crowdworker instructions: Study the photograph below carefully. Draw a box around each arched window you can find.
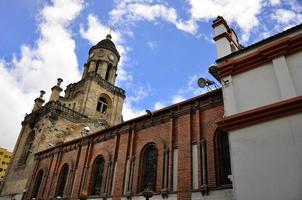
[56,164,69,198]
[32,169,43,198]
[105,64,112,81]
[96,97,108,114]
[90,156,105,195]
[215,130,232,185]
[141,144,157,192]
[19,131,35,165]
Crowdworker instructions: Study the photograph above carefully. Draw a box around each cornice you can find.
[217,96,302,131]
[35,89,223,158]
[217,32,302,78]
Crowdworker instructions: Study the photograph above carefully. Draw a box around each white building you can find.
[211,16,302,200]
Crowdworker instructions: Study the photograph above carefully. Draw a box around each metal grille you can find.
[217,132,231,185]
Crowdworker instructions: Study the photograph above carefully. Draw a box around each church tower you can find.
[0,35,125,199]
[63,34,125,125]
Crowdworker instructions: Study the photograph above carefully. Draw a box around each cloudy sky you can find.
[0,0,301,151]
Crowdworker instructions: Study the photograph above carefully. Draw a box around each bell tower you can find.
[82,34,120,85]
[63,34,125,125]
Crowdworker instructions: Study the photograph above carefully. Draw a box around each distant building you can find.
[0,148,12,186]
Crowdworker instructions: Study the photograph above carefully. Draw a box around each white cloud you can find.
[269,0,281,5]
[154,102,165,110]
[110,1,198,34]
[187,0,264,41]
[154,73,209,109]
[0,0,84,151]
[122,85,152,120]
[271,9,302,24]
[171,95,186,104]
[147,40,157,49]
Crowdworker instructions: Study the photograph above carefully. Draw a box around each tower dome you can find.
[89,34,120,60]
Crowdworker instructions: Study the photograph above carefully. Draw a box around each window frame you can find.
[89,155,105,196]
[214,129,232,187]
[55,164,69,198]
[96,97,108,114]
[31,169,44,198]
[139,143,158,192]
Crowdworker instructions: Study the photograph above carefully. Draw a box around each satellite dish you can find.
[197,78,207,88]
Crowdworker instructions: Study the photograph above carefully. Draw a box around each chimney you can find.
[212,16,243,59]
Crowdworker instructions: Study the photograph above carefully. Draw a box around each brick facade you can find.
[24,89,232,200]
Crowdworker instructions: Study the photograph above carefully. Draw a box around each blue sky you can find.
[0,0,301,151]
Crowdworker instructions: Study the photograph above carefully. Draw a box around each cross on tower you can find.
[106,24,114,40]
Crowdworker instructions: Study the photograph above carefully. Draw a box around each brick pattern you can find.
[24,90,228,200]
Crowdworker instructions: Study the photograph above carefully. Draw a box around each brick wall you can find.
[24,89,231,200]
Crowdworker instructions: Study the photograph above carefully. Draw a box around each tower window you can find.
[105,64,112,81]
[56,164,69,197]
[96,97,108,114]
[90,156,105,195]
[141,144,157,192]
[215,129,232,186]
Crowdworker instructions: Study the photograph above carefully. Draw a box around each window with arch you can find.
[31,169,43,198]
[90,156,105,195]
[140,144,158,192]
[215,129,232,186]
[96,97,108,114]
[105,64,112,81]
[56,164,69,197]
[19,131,35,165]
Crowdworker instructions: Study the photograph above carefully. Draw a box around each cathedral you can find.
[1,16,302,200]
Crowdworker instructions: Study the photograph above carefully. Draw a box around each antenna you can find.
[197,77,218,91]
[209,63,231,87]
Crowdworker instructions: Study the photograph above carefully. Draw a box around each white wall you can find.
[219,33,302,200]
[229,114,302,200]
[191,190,233,200]
[232,62,281,112]
[286,51,302,96]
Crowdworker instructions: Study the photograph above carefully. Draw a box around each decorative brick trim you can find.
[212,16,230,31]
[213,32,241,50]
[217,33,302,78]
[217,96,302,131]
